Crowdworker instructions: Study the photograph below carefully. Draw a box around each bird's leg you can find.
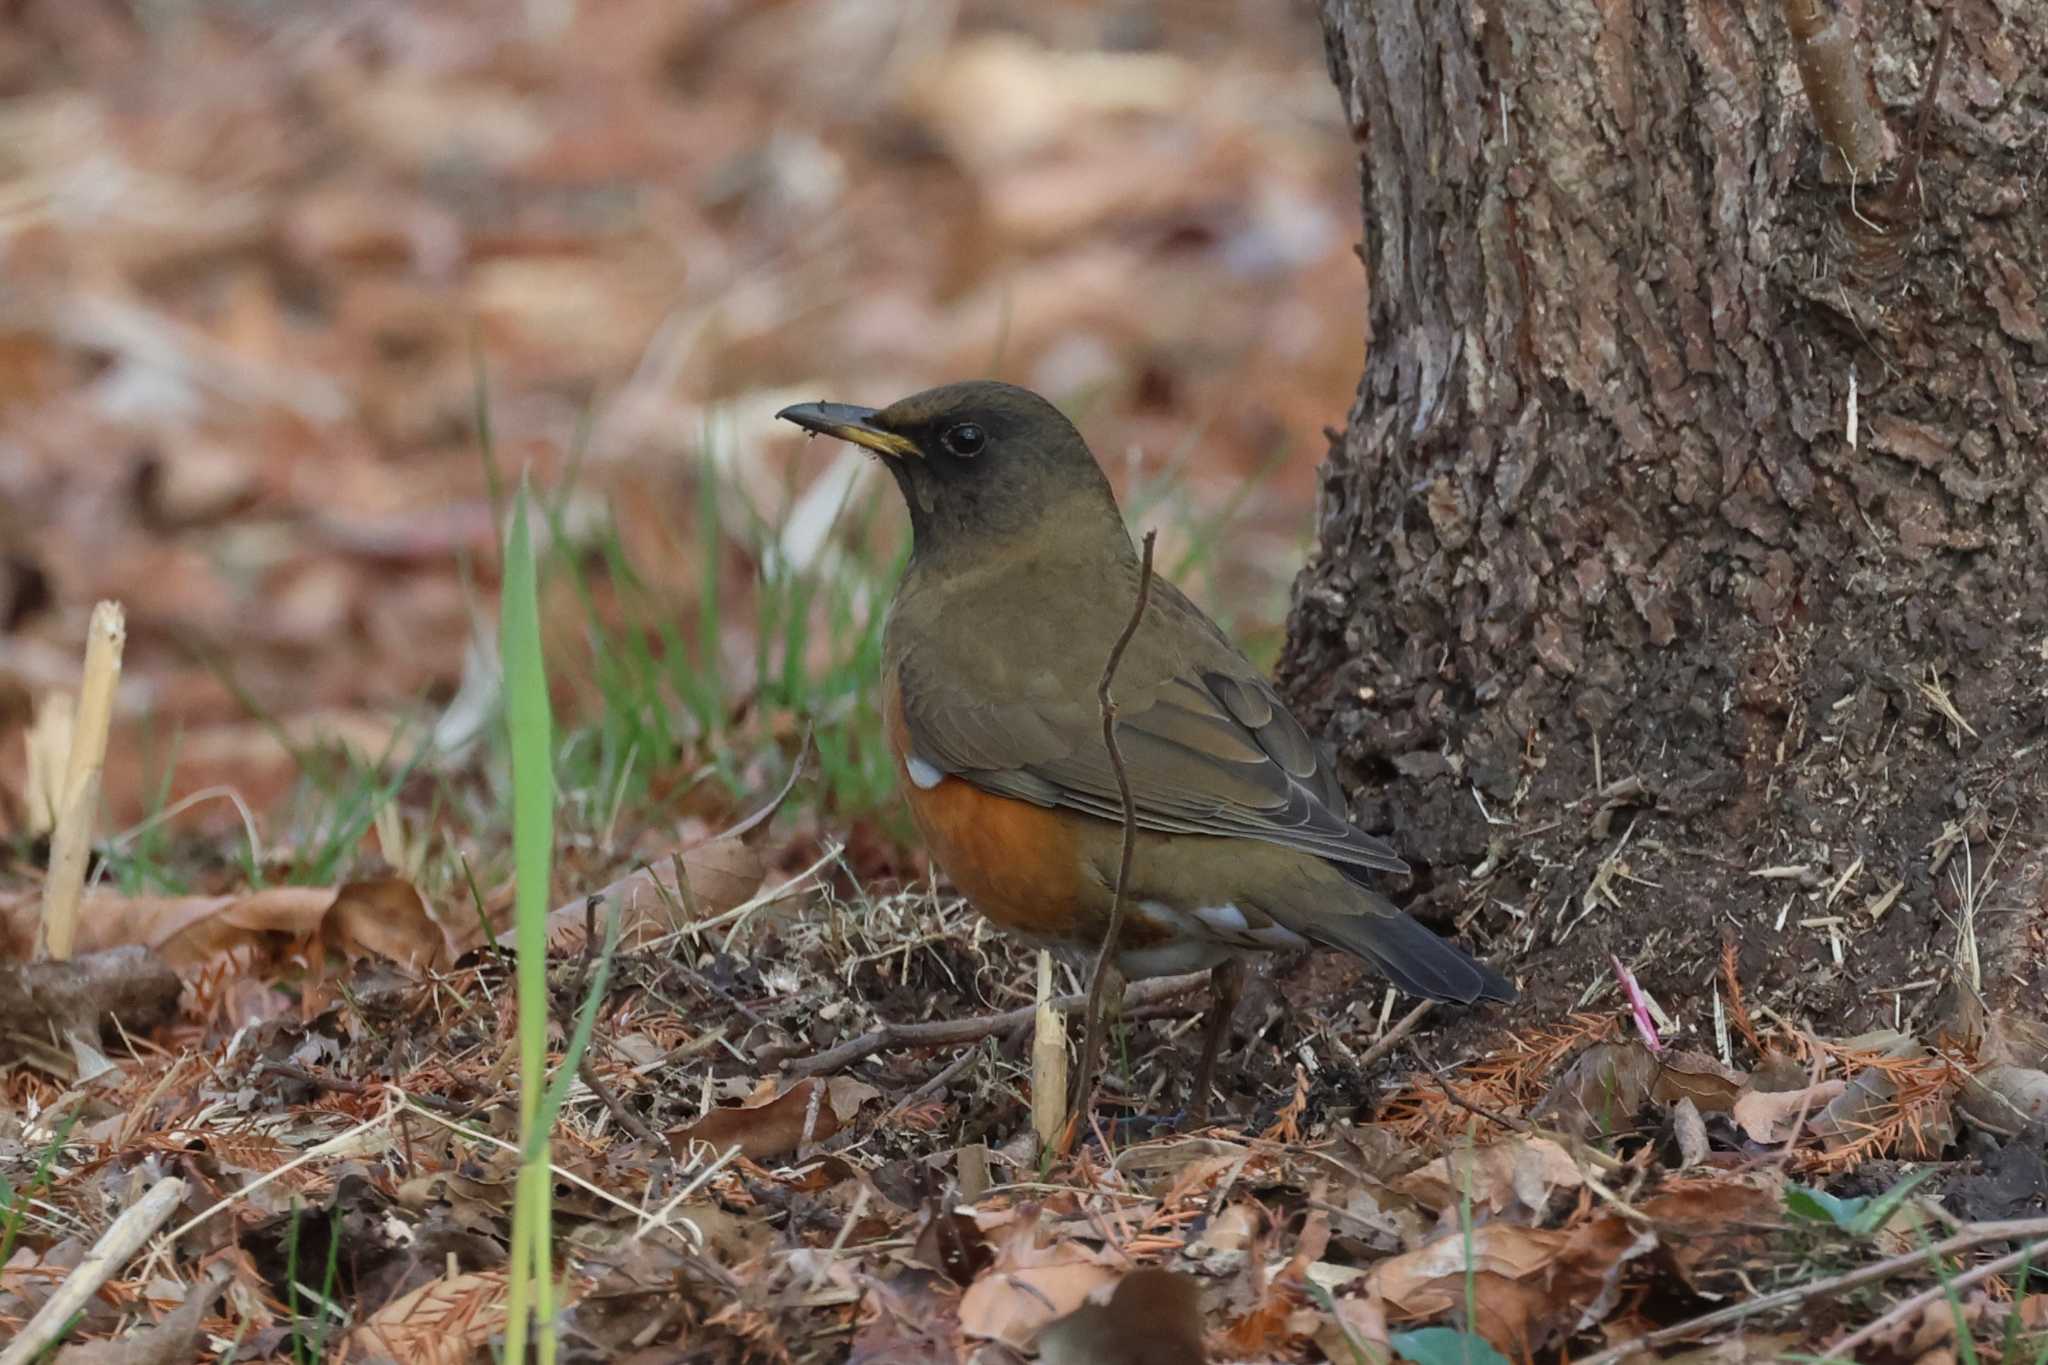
[1188,958,1243,1125]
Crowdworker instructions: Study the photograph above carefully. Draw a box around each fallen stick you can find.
[0,1174,186,1365]
[1828,1234,2048,1357]
[1575,1214,2048,1365]
[1353,1000,1433,1072]
[781,970,1210,1077]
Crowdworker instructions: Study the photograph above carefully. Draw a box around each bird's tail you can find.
[1297,885,1515,1005]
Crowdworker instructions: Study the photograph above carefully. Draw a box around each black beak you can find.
[774,401,921,459]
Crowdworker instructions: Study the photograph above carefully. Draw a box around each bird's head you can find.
[776,380,1127,564]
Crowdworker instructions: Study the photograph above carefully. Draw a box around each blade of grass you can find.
[0,1116,75,1267]
[502,482,557,1365]
[526,895,625,1162]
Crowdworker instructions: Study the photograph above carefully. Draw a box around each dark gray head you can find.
[776,380,1124,561]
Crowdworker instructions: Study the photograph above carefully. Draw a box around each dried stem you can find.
[780,968,1208,1077]
[1067,530,1159,1141]
[1355,1000,1435,1072]
[1576,1215,2048,1364]
[1881,0,1957,220]
[38,600,126,962]
[1829,1234,2048,1357]
[0,1176,186,1365]
[1030,950,1068,1150]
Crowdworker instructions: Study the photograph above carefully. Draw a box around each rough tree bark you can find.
[1283,0,2046,1037]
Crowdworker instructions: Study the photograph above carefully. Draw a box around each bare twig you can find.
[1355,1000,1434,1072]
[1770,1041,1829,1175]
[579,1056,661,1145]
[889,1033,1003,1118]
[1829,1235,2048,1357]
[0,1175,186,1365]
[1428,1063,1529,1134]
[780,969,1209,1077]
[255,1061,470,1115]
[1882,1,1957,220]
[1069,530,1159,1139]
[1575,1215,2048,1365]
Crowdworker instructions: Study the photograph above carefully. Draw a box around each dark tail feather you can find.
[1300,891,1515,1005]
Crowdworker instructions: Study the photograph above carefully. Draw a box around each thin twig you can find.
[1069,530,1159,1139]
[1882,0,1957,221]
[255,1061,469,1114]
[1354,1000,1434,1071]
[0,1176,185,1365]
[1428,1063,1529,1134]
[1830,1235,2048,1357]
[1770,1040,1828,1175]
[889,1034,1007,1120]
[1423,1054,1630,1175]
[1574,1215,2048,1364]
[780,969,1209,1076]
[579,1056,661,1145]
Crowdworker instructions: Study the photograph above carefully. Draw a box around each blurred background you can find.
[0,0,1366,872]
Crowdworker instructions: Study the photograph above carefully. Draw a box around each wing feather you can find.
[898,590,1408,876]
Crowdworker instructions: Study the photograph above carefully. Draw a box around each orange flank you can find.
[883,671,1114,941]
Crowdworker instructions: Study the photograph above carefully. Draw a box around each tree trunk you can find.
[1284,0,2046,1037]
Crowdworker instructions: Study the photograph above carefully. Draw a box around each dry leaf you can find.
[848,1269,967,1365]
[1815,1067,1956,1160]
[1671,1096,1712,1168]
[1394,1137,1585,1219]
[1220,1208,1333,1356]
[667,1076,879,1162]
[1640,1180,1784,1295]
[1538,1041,1659,1139]
[1313,1282,1391,1365]
[50,1268,224,1365]
[1652,1050,1748,1112]
[910,1207,994,1287]
[0,945,179,1041]
[1732,1080,1847,1143]
[1981,1012,2048,1070]
[958,1208,1121,1348]
[319,877,454,971]
[1190,1202,1261,1261]
[1370,1222,1566,1356]
[1369,1215,1652,1357]
[1958,1065,2048,1135]
[960,1258,1122,1349]
[517,758,803,952]
[1653,1332,1804,1362]
[524,838,765,952]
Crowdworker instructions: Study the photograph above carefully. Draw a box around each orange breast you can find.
[884,671,1089,941]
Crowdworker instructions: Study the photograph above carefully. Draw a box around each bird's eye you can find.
[942,422,986,458]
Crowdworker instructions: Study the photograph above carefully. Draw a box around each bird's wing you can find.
[895,583,1409,875]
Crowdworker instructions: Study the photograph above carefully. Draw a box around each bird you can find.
[776,380,1513,1118]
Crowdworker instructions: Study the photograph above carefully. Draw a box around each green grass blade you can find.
[501,482,557,1365]
[526,895,625,1162]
